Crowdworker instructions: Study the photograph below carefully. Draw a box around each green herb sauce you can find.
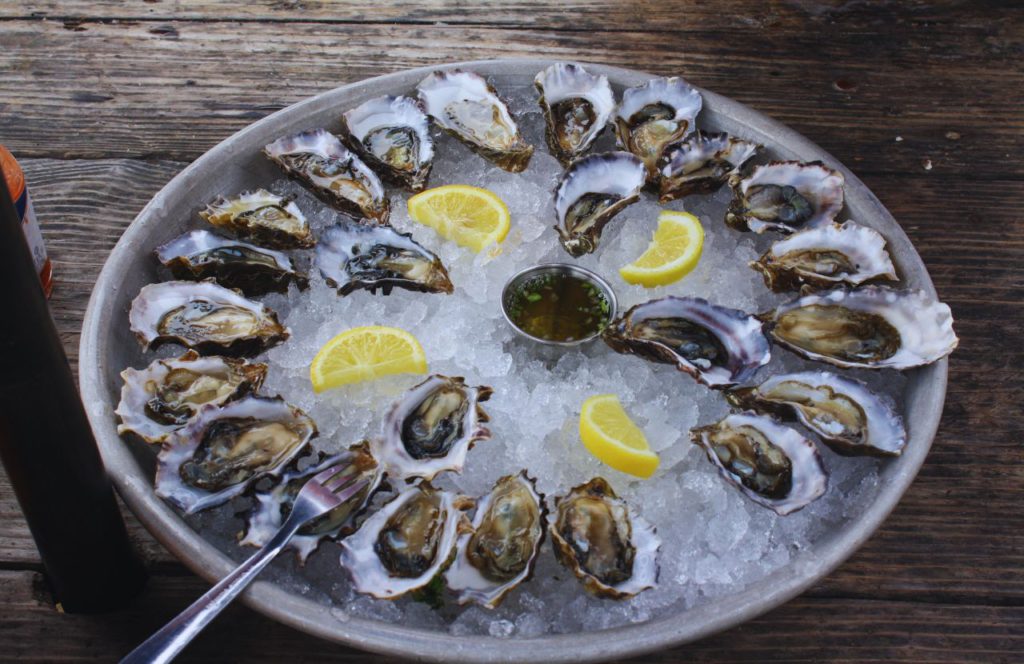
[506,272,610,342]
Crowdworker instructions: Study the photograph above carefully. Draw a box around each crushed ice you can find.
[170,81,907,638]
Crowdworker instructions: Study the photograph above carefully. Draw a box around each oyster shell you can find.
[374,375,492,481]
[316,220,453,296]
[613,76,702,180]
[417,69,534,172]
[534,62,615,165]
[549,477,660,599]
[263,129,389,223]
[128,280,289,356]
[340,482,473,599]
[340,95,433,192]
[445,471,546,609]
[750,221,898,292]
[690,412,828,515]
[199,189,314,249]
[761,286,958,369]
[155,229,308,296]
[155,395,316,514]
[726,372,906,457]
[116,350,267,444]
[554,151,646,257]
[240,442,383,562]
[658,131,761,201]
[726,160,845,234]
[602,296,771,388]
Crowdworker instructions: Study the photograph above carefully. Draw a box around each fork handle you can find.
[120,521,299,664]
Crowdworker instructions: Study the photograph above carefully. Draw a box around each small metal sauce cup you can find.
[500,263,618,347]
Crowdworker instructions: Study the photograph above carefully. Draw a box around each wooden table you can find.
[2,1,1021,661]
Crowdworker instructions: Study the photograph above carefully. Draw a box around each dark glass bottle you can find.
[0,177,146,612]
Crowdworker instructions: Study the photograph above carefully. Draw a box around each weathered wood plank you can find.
[1,0,1017,33]
[1,568,1020,662]
[1,17,1021,177]
[0,159,1018,615]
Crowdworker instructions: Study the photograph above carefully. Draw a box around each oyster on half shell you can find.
[116,350,267,444]
[690,412,828,515]
[613,76,702,180]
[155,395,317,514]
[373,375,493,481]
[155,229,308,296]
[445,471,546,609]
[263,129,389,223]
[340,482,473,599]
[726,372,906,457]
[658,131,761,201]
[128,280,289,356]
[316,220,453,296]
[534,62,615,165]
[726,160,845,234]
[340,95,434,192]
[760,286,958,369]
[750,221,898,292]
[417,70,534,172]
[199,189,314,249]
[240,442,383,562]
[549,477,660,599]
[602,296,771,388]
[554,151,646,257]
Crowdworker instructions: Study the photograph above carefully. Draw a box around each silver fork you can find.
[121,464,370,664]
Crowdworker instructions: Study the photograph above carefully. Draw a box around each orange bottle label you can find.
[1,145,53,297]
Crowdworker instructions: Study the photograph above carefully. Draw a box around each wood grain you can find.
[0,2,1021,661]
[0,7,1021,179]
[1,568,1020,663]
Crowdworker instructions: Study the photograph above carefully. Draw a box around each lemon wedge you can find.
[309,326,427,392]
[619,210,704,287]
[579,394,660,479]
[407,184,511,252]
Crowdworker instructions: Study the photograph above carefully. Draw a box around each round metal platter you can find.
[79,59,948,663]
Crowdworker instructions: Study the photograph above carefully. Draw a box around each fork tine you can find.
[311,462,349,484]
[334,478,370,504]
[324,469,358,493]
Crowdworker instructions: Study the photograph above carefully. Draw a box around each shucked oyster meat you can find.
[417,69,534,173]
[690,412,828,515]
[534,62,615,165]
[602,296,771,388]
[658,131,761,202]
[199,189,314,249]
[445,471,546,609]
[240,442,383,562]
[116,350,267,444]
[613,76,702,181]
[155,395,317,514]
[751,221,898,292]
[374,375,493,481]
[554,151,646,257]
[128,280,289,356]
[761,286,958,369]
[316,220,453,296]
[263,129,389,223]
[726,161,845,234]
[340,95,434,192]
[340,482,473,599]
[549,477,660,599]
[727,371,907,457]
[155,229,308,296]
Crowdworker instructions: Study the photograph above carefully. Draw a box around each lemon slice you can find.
[310,326,427,392]
[407,184,511,252]
[619,210,704,287]
[579,394,660,479]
